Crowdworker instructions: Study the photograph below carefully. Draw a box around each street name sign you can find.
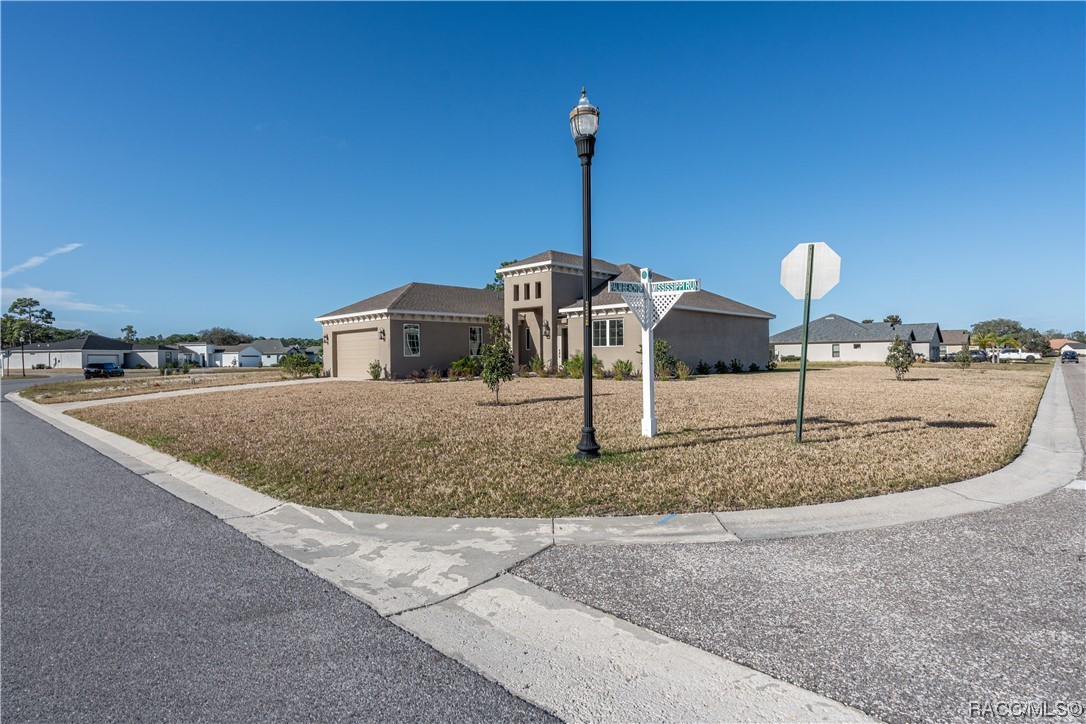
[612,268,700,437]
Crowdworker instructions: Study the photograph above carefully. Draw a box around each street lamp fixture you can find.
[571,88,601,459]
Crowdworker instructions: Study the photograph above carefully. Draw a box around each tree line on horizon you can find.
[1,298,320,350]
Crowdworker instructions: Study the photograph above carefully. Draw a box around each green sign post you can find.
[780,242,841,443]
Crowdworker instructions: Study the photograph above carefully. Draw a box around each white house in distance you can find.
[1,335,310,371]
[771,314,944,362]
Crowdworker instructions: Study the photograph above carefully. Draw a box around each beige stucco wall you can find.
[562,309,771,373]
[324,316,495,378]
[504,267,586,368]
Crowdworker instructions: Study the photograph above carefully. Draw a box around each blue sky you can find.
[3,2,1083,340]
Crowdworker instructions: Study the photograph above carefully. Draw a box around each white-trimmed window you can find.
[592,319,624,347]
[832,343,840,358]
[469,326,483,356]
[404,324,421,357]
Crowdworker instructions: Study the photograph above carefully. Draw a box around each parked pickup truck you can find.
[997,348,1040,363]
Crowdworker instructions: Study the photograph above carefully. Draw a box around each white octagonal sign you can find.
[780,242,840,300]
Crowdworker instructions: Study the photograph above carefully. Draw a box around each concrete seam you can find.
[221,503,286,521]
[939,485,1004,507]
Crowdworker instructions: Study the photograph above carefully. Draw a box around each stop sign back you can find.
[780,242,840,300]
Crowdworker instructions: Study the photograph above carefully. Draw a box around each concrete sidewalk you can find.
[7,363,1081,722]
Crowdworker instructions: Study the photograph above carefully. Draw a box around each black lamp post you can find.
[571,88,601,459]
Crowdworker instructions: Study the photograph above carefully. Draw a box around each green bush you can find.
[675,361,691,380]
[695,359,711,375]
[748,362,759,372]
[279,353,314,379]
[528,354,544,374]
[780,355,801,362]
[766,360,778,371]
[564,352,602,380]
[885,336,913,380]
[309,362,324,378]
[481,314,514,403]
[729,358,743,374]
[368,359,383,381]
[450,356,480,379]
[612,359,634,381]
[713,360,728,374]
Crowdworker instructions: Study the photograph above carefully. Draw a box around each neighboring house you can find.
[215,343,263,368]
[125,344,180,369]
[1049,338,1081,353]
[248,339,303,367]
[304,346,323,363]
[2,335,132,371]
[771,315,943,362]
[316,250,775,378]
[179,342,218,367]
[1061,342,1086,355]
[316,283,503,378]
[939,329,971,359]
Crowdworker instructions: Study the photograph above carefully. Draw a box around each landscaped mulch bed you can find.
[68,365,1050,517]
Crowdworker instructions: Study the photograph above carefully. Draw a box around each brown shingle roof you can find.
[317,283,503,320]
[498,250,621,276]
[564,264,774,319]
[942,329,970,346]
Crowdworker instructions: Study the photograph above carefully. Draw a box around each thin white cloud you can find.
[1,286,132,314]
[1,243,84,279]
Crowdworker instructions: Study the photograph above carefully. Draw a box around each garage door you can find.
[87,354,121,365]
[335,330,380,377]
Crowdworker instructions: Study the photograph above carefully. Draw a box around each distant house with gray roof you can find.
[2,334,132,372]
[771,314,944,362]
[316,251,774,378]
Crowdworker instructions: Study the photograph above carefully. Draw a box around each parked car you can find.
[84,362,124,379]
[1062,350,1079,364]
[943,349,989,363]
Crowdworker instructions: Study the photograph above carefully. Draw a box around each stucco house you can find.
[316,283,504,378]
[317,250,774,378]
[771,315,944,362]
[502,251,774,372]
[940,329,971,358]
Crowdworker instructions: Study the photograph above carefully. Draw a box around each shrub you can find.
[729,358,743,374]
[675,361,691,380]
[781,355,801,362]
[528,354,544,374]
[713,360,729,374]
[309,362,324,378]
[564,352,602,380]
[555,362,570,378]
[427,366,442,383]
[368,359,383,381]
[695,359,711,375]
[278,353,313,379]
[612,359,634,381]
[450,356,480,379]
[516,364,531,378]
[748,362,759,373]
[885,335,913,381]
[159,368,166,376]
[955,348,972,370]
[766,360,778,371]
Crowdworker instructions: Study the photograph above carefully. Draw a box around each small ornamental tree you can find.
[885,335,913,380]
[481,314,514,404]
[279,353,313,379]
[955,347,972,370]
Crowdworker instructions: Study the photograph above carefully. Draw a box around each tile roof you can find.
[317,282,503,320]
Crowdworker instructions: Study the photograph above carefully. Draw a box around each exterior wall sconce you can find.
[542,320,551,338]
[323,334,329,343]
[379,329,386,341]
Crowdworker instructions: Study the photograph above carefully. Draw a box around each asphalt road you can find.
[0,383,553,723]
[517,366,1086,724]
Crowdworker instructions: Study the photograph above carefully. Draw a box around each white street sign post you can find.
[609,268,700,437]
[780,242,841,443]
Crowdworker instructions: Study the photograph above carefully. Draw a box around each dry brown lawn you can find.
[69,364,1050,518]
[21,369,291,405]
